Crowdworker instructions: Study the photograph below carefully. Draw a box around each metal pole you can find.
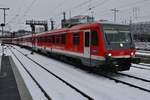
[63,12,66,21]
[0,23,5,77]
[0,8,10,56]
[114,10,116,22]
[4,10,6,25]
[0,8,10,25]
[2,26,4,56]
[0,55,2,77]
[0,8,9,77]
[30,25,35,54]
[111,8,119,22]
[0,23,5,56]
[50,19,54,30]
[29,29,34,55]
[91,11,94,22]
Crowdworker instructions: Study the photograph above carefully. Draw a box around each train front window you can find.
[103,24,131,43]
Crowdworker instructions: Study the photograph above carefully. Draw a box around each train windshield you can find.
[103,24,131,43]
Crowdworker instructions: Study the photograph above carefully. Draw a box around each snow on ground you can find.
[8,47,87,100]
[4,47,48,100]
[118,65,150,90]
[133,63,150,69]
[140,63,150,66]
[120,64,150,92]
[7,45,150,100]
[121,64,150,81]
[135,42,150,56]
[135,42,150,50]
[136,52,150,56]
[137,50,150,53]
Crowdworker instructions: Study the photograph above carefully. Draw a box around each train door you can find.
[84,30,91,58]
[35,37,38,50]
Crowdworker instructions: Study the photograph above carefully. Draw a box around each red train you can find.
[10,21,140,71]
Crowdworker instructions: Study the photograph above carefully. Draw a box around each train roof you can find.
[69,21,129,31]
[36,28,69,37]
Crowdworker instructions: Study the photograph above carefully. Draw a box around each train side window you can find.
[47,36,51,43]
[44,37,47,42]
[73,33,80,45]
[30,38,32,42]
[45,37,47,42]
[40,37,42,42]
[91,30,99,46]
[40,37,43,42]
[61,34,66,44]
[56,35,61,44]
[41,37,44,42]
[52,35,55,44]
[38,37,40,42]
[38,37,41,42]
[42,37,44,42]
[39,38,41,42]
[85,32,90,47]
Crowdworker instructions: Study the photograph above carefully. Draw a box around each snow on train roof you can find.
[36,28,69,36]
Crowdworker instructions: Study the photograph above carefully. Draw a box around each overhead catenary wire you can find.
[93,0,150,23]
[6,0,37,25]
[6,0,38,31]
[50,0,97,29]
[5,0,150,31]
[54,0,110,22]
[51,0,92,19]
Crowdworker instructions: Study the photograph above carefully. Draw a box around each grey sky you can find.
[0,0,150,31]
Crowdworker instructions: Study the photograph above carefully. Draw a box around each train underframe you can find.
[81,56,140,71]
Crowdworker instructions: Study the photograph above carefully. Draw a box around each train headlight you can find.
[131,52,134,56]
[108,53,112,57]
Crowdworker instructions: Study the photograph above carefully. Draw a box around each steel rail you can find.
[10,48,52,100]
[12,46,94,100]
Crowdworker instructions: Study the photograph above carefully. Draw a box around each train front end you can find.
[101,23,140,71]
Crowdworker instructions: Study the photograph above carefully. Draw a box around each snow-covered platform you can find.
[0,55,32,100]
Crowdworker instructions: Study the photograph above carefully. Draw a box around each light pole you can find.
[0,8,10,56]
[0,23,5,77]
[1,23,5,56]
[0,8,10,24]
[111,8,119,23]
[0,8,9,78]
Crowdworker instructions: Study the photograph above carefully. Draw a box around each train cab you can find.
[81,21,140,71]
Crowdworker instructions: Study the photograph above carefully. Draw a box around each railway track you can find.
[132,64,150,71]
[135,54,150,63]
[139,63,150,67]
[116,72,150,83]
[93,67,150,93]
[10,48,52,100]
[97,72,150,93]
[9,46,94,100]
[11,45,150,94]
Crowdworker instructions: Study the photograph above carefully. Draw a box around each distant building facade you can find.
[35,26,45,33]
[131,21,150,41]
[13,30,32,37]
